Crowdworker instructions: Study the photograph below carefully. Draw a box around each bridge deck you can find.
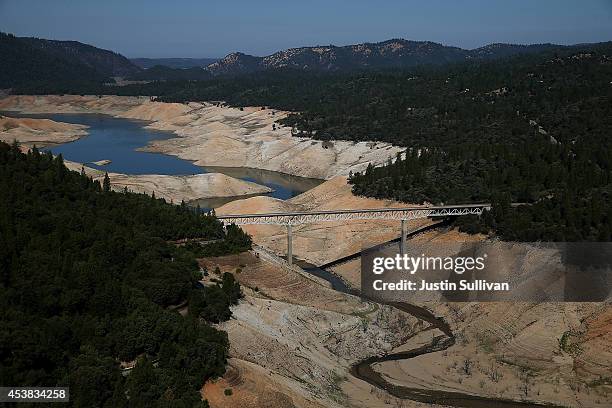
[216,204,491,225]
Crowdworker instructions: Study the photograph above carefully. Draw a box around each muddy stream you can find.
[305,225,559,408]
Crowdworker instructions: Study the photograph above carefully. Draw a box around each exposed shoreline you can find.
[0,114,88,147]
[0,95,404,180]
[64,161,273,203]
[0,111,275,204]
[0,94,404,205]
[216,176,433,265]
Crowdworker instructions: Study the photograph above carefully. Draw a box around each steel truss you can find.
[217,204,491,226]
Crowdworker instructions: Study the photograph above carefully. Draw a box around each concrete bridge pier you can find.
[287,224,293,266]
[400,219,407,256]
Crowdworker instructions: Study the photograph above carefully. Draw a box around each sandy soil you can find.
[200,252,427,408]
[0,95,403,179]
[140,104,403,180]
[373,301,611,407]
[330,228,487,290]
[200,252,357,314]
[217,176,432,265]
[327,228,612,407]
[0,94,155,116]
[64,161,272,203]
[200,239,611,408]
[0,115,88,147]
[202,358,327,408]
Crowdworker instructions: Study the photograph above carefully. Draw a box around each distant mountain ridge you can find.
[128,65,212,81]
[130,57,218,69]
[0,32,601,89]
[206,39,564,75]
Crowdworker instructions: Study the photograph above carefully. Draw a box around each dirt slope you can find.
[64,161,272,202]
[0,115,87,146]
[200,252,424,408]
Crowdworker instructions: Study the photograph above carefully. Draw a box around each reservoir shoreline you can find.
[0,108,325,205]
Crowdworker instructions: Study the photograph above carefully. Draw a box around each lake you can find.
[2,111,323,206]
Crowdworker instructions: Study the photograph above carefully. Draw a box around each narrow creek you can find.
[303,225,559,408]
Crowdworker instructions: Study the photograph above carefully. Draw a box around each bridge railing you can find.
[217,204,491,226]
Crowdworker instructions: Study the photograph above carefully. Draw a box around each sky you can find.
[1,0,611,58]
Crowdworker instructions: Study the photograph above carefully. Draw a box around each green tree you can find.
[103,172,111,192]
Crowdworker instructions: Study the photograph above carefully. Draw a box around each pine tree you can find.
[103,173,111,192]
[31,145,40,159]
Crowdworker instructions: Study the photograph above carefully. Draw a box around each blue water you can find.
[2,111,322,205]
[3,112,202,175]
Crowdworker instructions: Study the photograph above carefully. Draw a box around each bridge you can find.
[217,204,491,266]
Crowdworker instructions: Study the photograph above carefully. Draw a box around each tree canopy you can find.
[0,141,250,406]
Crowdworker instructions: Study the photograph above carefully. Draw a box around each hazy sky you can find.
[1,0,611,58]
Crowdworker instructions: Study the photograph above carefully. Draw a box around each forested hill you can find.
[206,39,561,76]
[2,31,594,88]
[0,32,141,88]
[136,41,609,148]
[0,141,249,406]
[343,47,612,241]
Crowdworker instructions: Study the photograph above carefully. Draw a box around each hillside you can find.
[0,32,141,88]
[342,48,612,241]
[0,115,87,146]
[206,52,264,76]
[20,36,140,77]
[0,33,104,88]
[137,42,611,148]
[206,39,563,75]
[0,141,249,406]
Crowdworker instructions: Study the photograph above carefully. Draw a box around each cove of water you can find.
[2,111,323,206]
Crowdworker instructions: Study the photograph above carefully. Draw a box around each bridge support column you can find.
[400,219,407,256]
[287,224,293,266]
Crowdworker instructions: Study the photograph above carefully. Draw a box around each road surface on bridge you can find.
[216,204,492,266]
